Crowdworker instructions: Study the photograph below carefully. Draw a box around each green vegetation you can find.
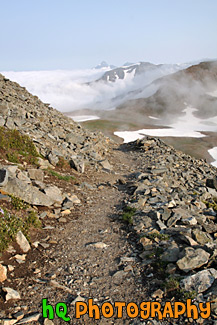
[0,126,39,164]
[122,206,137,224]
[163,276,196,301]
[10,195,29,210]
[203,196,217,211]
[47,169,75,181]
[144,232,170,241]
[0,207,40,252]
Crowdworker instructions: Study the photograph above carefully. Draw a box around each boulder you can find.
[176,247,210,273]
[16,231,31,253]
[3,177,55,206]
[180,268,217,293]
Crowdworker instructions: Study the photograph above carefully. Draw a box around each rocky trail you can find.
[0,143,149,324]
[1,73,217,324]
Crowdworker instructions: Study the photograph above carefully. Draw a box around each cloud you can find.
[1,64,183,113]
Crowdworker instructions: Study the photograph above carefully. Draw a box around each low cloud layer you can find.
[1,64,184,113]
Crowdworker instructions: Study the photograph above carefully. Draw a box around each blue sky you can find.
[1,0,217,70]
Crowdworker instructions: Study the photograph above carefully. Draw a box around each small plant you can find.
[47,169,75,181]
[145,232,170,241]
[0,207,41,252]
[10,195,29,210]
[179,289,197,300]
[0,127,39,164]
[25,210,41,228]
[165,276,180,292]
[122,206,137,224]
[203,198,217,212]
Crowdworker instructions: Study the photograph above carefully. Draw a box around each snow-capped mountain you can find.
[94,61,116,70]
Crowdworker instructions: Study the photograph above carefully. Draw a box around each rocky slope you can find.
[0,73,112,172]
[1,74,217,324]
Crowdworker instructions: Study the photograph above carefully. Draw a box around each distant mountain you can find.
[94,61,116,70]
[113,60,217,123]
[96,62,184,83]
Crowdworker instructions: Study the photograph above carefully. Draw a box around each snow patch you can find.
[114,106,217,143]
[69,115,100,122]
[208,147,217,167]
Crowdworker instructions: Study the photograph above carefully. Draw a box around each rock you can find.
[13,311,24,321]
[48,152,59,166]
[0,169,8,187]
[193,229,212,245]
[3,287,21,301]
[16,171,31,183]
[3,177,55,206]
[176,247,210,272]
[16,313,40,324]
[70,157,85,173]
[59,217,67,223]
[16,231,31,253]
[151,289,164,299]
[0,264,7,282]
[0,103,9,115]
[44,319,54,325]
[44,185,63,204]
[180,268,217,293]
[99,159,112,170]
[0,319,17,325]
[86,242,109,249]
[36,158,53,169]
[161,243,180,262]
[113,270,127,285]
[28,168,44,181]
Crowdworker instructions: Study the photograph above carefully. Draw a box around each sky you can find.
[0,0,217,71]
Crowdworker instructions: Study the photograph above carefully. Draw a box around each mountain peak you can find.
[95,61,116,70]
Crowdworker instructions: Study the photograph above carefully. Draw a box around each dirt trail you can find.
[8,144,149,324]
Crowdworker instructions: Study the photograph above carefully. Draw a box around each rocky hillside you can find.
[0,73,112,171]
[1,74,217,323]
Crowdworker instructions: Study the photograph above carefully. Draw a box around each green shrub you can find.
[0,126,39,164]
[122,206,137,224]
[10,195,28,210]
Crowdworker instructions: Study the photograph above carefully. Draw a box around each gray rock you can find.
[176,247,210,272]
[70,157,85,173]
[28,168,44,181]
[16,170,31,183]
[3,287,21,301]
[180,268,217,293]
[99,159,112,170]
[44,185,63,204]
[161,243,180,262]
[193,229,212,245]
[3,177,54,206]
[0,319,17,325]
[0,169,8,187]
[16,313,40,324]
[48,152,59,166]
[16,231,31,253]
